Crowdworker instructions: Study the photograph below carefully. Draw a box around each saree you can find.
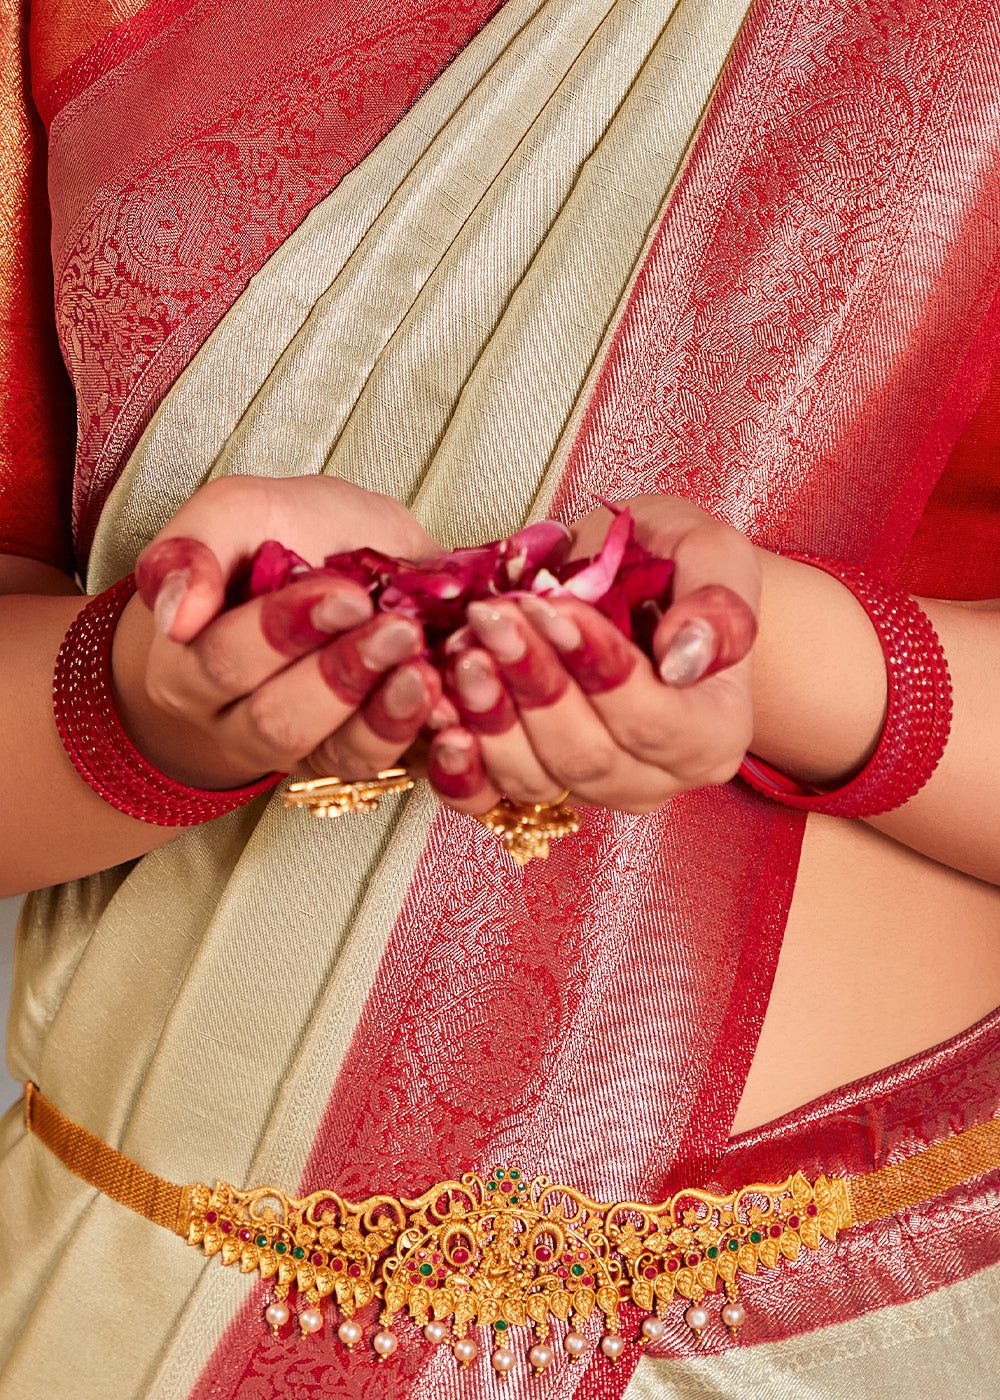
[2,0,1000,1396]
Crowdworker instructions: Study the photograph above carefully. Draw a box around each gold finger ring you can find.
[284,768,414,818]
[476,794,581,866]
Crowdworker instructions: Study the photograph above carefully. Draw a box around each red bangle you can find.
[738,556,952,819]
[54,575,283,827]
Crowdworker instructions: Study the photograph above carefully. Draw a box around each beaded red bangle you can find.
[54,575,283,827]
[738,556,952,819]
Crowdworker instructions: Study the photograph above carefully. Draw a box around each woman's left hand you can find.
[424,495,760,816]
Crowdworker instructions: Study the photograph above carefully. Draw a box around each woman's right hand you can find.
[113,474,444,791]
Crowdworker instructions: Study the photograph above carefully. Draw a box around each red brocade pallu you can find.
[4,0,1000,1397]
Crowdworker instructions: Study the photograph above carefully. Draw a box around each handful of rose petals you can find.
[246,507,674,662]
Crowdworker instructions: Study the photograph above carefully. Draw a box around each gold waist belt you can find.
[24,1083,1000,1377]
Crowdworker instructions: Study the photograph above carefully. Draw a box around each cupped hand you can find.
[425,495,761,816]
[113,475,443,791]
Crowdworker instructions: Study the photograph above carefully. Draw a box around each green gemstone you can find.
[293,1247,305,1260]
[495,1321,508,1331]
[707,1247,719,1259]
[487,1182,496,1192]
[419,1263,433,1276]
[728,1240,739,1252]
[495,1169,504,1179]
[275,1241,287,1255]
[510,1170,520,1179]
[750,1231,762,1244]
[510,1196,519,1204]
[256,1235,268,1248]
[571,1264,584,1277]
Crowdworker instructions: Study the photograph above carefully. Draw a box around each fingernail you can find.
[467,602,526,663]
[358,617,420,670]
[436,733,474,775]
[154,570,189,635]
[519,596,583,652]
[382,665,426,720]
[427,699,460,731]
[454,652,502,713]
[309,592,372,633]
[659,619,715,686]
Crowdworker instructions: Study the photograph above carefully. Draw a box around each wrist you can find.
[749,548,887,787]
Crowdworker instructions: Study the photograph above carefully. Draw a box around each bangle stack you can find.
[739,556,952,819]
[53,575,283,827]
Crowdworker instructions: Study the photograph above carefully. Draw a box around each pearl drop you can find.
[641,1316,666,1343]
[491,1347,516,1373]
[685,1305,709,1334]
[564,1331,588,1359]
[265,1301,290,1331]
[338,1319,363,1349]
[600,1334,626,1362]
[373,1330,398,1357]
[528,1343,554,1372]
[299,1308,323,1335]
[453,1337,479,1365]
[721,1301,746,1330]
[424,1320,448,1345]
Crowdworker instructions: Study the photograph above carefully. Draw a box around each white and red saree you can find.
[2,0,1000,1395]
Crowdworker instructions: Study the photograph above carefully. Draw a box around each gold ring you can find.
[476,794,581,866]
[283,768,414,818]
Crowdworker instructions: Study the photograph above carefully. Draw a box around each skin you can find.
[2,479,998,1132]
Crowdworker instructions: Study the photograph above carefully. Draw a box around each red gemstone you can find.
[432,1254,442,1264]
[667,1259,679,1272]
[558,1269,568,1279]
[806,1204,819,1216]
[788,1215,800,1228]
[239,1230,252,1243]
[770,1225,782,1239]
[582,1276,593,1287]
[500,1181,513,1193]
[426,1278,437,1289]
[205,1211,218,1225]
[644,1267,658,1281]
[535,1247,552,1262]
[349,1264,362,1278]
[453,1249,469,1263]
[331,1259,344,1272]
[312,1252,324,1266]
[687,1253,700,1266]
[219,1220,232,1235]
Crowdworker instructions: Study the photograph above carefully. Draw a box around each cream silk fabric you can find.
[0,0,751,1395]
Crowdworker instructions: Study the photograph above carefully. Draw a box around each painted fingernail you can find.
[309,592,372,633]
[659,619,716,686]
[454,652,502,713]
[383,664,426,720]
[467,602,526,663]
[358,617,421,670]
[154,570,189,635]
[519,596,583,652]
[436,734,474,775]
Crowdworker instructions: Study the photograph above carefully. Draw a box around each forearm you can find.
[751,550,1000,884]
[0,589,183,896]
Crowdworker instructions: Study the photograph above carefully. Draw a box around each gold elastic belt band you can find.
[24,1082,1000,1372]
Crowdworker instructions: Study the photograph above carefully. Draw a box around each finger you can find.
[308,661,442,779]
[426,726,503,813]
[468,600,671,809]
[519,595,751,788]
[135,537,226,644]
[147,577,374,714]
[214,614,423,773]
[448,649,567,805]
[652,518,759,685]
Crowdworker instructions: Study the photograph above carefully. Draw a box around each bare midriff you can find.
[731,813,1000,1135]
